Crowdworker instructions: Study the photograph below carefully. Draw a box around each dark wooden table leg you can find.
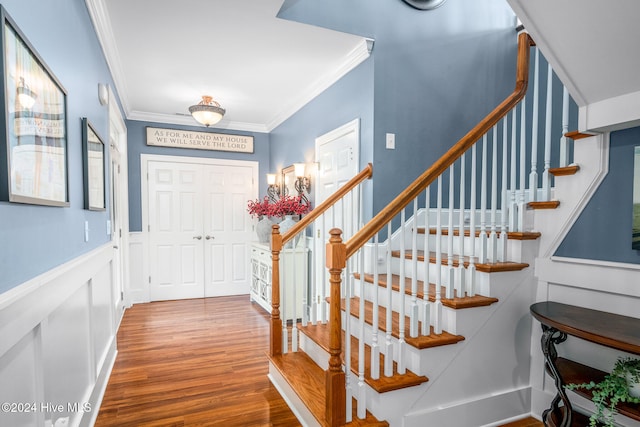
[540,325,570,426]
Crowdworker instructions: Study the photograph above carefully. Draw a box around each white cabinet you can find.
[250,242,308,319]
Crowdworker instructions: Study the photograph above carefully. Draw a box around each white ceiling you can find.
[86,0,370,133]
[508,0,640,131]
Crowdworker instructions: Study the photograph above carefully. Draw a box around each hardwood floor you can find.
[95,296,301,426]
[95,295,544,427]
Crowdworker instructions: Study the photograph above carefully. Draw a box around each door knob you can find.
[193,236,202,240]
[206,235,214,240]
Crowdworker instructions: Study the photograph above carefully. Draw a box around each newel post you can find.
[325,228,346,426]
[270,224,283,357]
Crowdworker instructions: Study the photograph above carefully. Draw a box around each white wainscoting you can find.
[0,244,119,427]
[128,232,148,304]
[530,257,640,425]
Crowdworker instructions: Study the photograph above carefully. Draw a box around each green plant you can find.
[565,357,640,426]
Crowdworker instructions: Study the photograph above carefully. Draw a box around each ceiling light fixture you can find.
[17,77,36,109]
[189,95,225,127]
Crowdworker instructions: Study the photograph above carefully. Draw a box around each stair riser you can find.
[388,258,493,296]
[415,233,514,262]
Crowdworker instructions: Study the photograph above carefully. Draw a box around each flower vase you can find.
[278,215,298,248]
[255,216,274,244]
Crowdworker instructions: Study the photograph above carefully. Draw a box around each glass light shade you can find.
[294,163,306,178]
[267,173,276,185]
[189,95,225,127]
[17,84,36,109]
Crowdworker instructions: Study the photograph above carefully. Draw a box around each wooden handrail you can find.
[276,162,373,248]
[345,33,533,258]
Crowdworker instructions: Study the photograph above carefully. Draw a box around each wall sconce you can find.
[17,77,36,109]
[294,163,311,204]
[266,173,280,203]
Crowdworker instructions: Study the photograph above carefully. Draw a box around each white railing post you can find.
[434,176,443,334]
[560,86,570,167]
[457,154,466,297]
[446,166,455,299]
[398,210,407,374]
[357,247,366,419]
[479,134,488,263]
[509,108,518,232]
[489,126,498,263]
[371,233,380,379]
[384,222,394,377]
[499,117,509,262]
[542,62,553,201]
[529,47,540,202]
[410,199,419,337]
[518,97,527,232]
[468,144,477,296]
[422,186,431,335]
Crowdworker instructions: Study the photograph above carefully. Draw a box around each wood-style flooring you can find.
[95,296,300,426]
[95,295,544,427]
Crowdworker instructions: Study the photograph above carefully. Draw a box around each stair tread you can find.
[338,296,465,350]
[299,323,429,393]
[269,352,389,427]
[549,164,580,176]
[416,227,541,241]
[564,130,593,140]
[527,200,560,210]
[354,273,498,309]
[390,249,529,272]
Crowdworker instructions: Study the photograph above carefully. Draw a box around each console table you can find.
[530,301,640,427]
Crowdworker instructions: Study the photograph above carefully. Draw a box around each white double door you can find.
[147,157,257,301]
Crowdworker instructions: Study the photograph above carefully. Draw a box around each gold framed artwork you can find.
[82,118,106,211]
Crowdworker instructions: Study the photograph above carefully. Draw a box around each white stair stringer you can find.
[531,133,609,258]
[400,266,537,427]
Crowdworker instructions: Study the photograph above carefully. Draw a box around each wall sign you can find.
[146,127,254,153]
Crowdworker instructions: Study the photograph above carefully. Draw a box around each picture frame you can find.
[0,6,69,206]
[282,164,295,198]
[633,146,640,250]
[82,118,106,211]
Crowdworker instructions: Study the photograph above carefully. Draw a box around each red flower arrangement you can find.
[246,195,311,219]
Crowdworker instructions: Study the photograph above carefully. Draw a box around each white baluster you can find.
[446,166,455,299]
[457,154,466,298]
[371,233,380,379]
[320,213,328,323]
[422,186,431,336]
[560,86,570,167]
[518,97,527,232]
[499,117,509,262]
[357,247,366,419]
[529,47,540,202]
[434,176,443,334]
[281,254,288,354]
[384,222,394,377]
[542,62,553,201]
[489,126,498,263]
[509,109,518,232]
[291,239,298,352]
[410,199,419,337]
[398,210,407,374]
[479,134,488,264]
[468,144,477,296]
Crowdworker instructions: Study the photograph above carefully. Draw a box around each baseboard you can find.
[403,387,532,427]
[80,338,118,427]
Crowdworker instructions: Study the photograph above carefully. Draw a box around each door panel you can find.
[203,165,254,297]
[149,162,204,301]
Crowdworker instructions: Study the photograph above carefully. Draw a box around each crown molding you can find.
[85,0,132,117]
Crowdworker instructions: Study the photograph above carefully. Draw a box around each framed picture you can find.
[82,118,106,211]
[0,6,69,206]
[282,164,295,198]
[633,146,640,250]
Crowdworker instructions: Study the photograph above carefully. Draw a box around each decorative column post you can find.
[270,224,283,357]
[326,228,346,426]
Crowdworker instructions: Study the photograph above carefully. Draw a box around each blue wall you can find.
[555,126,640,264]
[276,0,518,219]
[126,120,270,232]
[0,0,117,293]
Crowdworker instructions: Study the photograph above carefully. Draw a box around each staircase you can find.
[266,32,591,426]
